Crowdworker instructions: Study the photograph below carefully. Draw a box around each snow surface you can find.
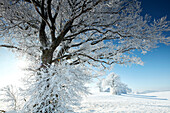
[73,91,170,113]
[6,91,170,113]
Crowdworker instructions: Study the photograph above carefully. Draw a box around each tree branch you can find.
[24,0,41,7]
[73,0,105,20]
[51,20,73,51]
[0,45,22,50]
[30,0,51,28]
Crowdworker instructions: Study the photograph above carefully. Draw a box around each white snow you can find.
[5,91,170,113]
[73,91,170,113]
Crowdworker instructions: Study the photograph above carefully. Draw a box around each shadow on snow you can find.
[121,94,168,100]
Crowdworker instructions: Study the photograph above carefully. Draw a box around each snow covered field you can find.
[4,91,170,113]
[73,91,170,113]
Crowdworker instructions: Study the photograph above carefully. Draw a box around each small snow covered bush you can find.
[22,63,91,113]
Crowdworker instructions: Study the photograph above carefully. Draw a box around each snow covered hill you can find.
[73,91,170,113]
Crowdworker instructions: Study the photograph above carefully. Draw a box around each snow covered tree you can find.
[22,63,91,112]
[99,73,131,95]
[0,0,170,112]
[0,85,20,111]
[109,73,132,95]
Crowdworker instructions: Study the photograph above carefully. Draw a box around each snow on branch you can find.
[22,63,91,112]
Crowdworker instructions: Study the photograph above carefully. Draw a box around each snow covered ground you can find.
[5,91,170,113]
[73,91,170,113]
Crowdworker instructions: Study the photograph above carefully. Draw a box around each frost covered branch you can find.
[0,85,20,111]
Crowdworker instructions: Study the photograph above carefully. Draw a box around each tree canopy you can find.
[0,0,169,69]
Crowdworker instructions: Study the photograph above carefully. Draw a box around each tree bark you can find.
[41,49,53,66]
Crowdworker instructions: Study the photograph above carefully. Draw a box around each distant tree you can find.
[99,73,132,95]
[0,0,170,112]
[109,73,132,95]
[98,78,104,92]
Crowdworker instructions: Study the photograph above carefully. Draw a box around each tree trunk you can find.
[41,49,53,67]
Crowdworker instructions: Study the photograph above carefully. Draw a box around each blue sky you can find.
[114,44,170,91]
[0,0,170,91]
[113,0,170,91]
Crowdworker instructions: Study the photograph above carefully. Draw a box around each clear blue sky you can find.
[0,0,170,91]
[114,0,170,91]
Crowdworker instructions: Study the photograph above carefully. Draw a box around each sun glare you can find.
[17,59,29,69]
[0,59,29,88]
